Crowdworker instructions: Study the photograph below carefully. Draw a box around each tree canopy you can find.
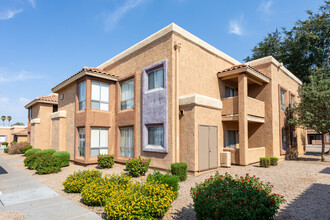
[245,1,330,82]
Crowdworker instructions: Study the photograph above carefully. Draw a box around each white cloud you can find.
[103,0,146,31]
[229,20,242,35]
[19,97,30,105]
[27,0,36,9]
[0,9,23,21]
[0,97,9,103]
[258,0,273,16]
[0,70,42,83]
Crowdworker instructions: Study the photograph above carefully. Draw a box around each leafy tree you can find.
[295,67,330,161]
[285,106,298,160]
[12,122,25,126]
[245,1,330,82]
[7,116,12,126]
[1,116,5,126]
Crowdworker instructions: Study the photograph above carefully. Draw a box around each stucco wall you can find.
[0,127,13,144]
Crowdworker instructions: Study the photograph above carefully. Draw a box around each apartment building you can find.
[28,23,306,174]
[0,126,28,147]
[25,94,58,149]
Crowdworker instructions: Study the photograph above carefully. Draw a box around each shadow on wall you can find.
[276,183,330,220]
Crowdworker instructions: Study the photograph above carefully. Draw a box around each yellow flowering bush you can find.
[63,170,102,193]
[104,180,176,219]
[81,174,131,206]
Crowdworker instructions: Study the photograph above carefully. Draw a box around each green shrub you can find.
[147,169,180,195]
[81,174,131,206]
[4,147,8,153]
[25,148,42,157]
[20,144,32,154]
[270,157,279,166]
[42,149,56,155]
[260,157,271,168]
[171,162,187,181]
[34,153,62,174]
[104,180,176,219]
[97,154,115,169]
[24,152,46,169]
[53,151,70,167]
[191,172,286,220]
[126,157,150,177]
[10,141,16,146]
[63,170,102,193]
[2,142,8,146]
[8,142,29,154]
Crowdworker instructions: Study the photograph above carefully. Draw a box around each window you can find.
[148,125,164,147]
[120,127,134,158]
[91,81,109,111]
[225,86,237,98]
[225,130,238,148]
[91,128,108,157]
[148,67,163,90]
[327,134,330,142]
[0,135,6,144]
[282,129,287,150]
[78,128,85,157]
[290,94,295,106]
[28,108,32,122]
[280,89,286,111]
[53,105,58,113]
[78,81,86,110]
[121,79,134,110]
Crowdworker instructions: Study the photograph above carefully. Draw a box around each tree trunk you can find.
[321,133,325,162]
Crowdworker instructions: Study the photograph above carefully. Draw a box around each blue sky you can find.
[0,0,325,125]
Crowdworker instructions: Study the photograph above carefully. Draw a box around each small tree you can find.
[285,106,298,160]
[295,67,330,161]
[7,116,12,126]
[1,116,5,126]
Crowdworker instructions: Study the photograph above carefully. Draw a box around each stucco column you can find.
[238,74,248,165]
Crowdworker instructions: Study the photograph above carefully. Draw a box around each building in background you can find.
[0,126,28,148]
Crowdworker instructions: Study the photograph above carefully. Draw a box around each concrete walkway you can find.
[0,157,102,220]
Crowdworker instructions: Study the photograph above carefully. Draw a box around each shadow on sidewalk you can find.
[0,165,8,174]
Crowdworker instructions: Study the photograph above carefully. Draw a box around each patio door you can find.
[198,125,218,171]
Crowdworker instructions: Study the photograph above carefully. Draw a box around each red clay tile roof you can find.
[218,64,269,79]
[36,93,58,102]
[13,128,28,136]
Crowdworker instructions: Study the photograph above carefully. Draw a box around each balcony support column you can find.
[238,74,248,165]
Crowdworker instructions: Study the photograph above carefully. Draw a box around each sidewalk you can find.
[0,157,102,220]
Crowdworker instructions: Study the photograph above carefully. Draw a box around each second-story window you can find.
[280,89,286,111]
[78,81,86,110]
[53,105,58,113]
[148,67,163,90]
[28,107,32,122]
[225,86,237,97]
[290,94,294,106]
[121,79,134,110]
[91,81,109,111]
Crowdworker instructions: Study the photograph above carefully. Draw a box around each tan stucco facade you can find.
[28,23,306,174]
[0,126,28,145]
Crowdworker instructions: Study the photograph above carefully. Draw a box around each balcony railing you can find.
[222,96,264,118]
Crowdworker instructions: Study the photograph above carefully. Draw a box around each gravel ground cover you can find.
[0,210,27,220]
[1,151,329,220]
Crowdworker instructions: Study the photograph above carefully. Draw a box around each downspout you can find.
[174,42,181,163]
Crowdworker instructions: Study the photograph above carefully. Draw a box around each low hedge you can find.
[191,172,286,219]
[24,152,46,169]
[4,147,8,153]
[2,142,8,147]
[270,157,279,166]
[34,153,62,174]
[171,162,187,181]
[25,148,42,157]
[97,154,115,169]
[42,149,56,155]
[20,144,33,154]
[63,170,102,193]
[126,157,150,177]
[8,142,29,154]
[53,151,70,167]
[260,157,271,168]
[81,174,131,206]
[147,169,180,195]
[104,180,176,219]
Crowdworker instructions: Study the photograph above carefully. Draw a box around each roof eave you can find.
[25,100,58,109]
[217,66,270,84]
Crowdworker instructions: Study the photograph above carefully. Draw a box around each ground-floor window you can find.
[225,130,238,148]
[148,125,164,147]
[282,129,287,150]
[120,127,134,158]
[91,128,108,157]
[78,128,85,157]
[328,134,330,142]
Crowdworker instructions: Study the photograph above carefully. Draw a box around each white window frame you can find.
[280,89,286,111]
[120,79,135,110]
[91,81,109,111]
[120,127,134,158]
[78,81,86,110]
[147,125,164,150]
[90,128,108,157]
[78,127,85,157]
[290,94,295,106]
[148,67,164,90]
[225,130,238,149]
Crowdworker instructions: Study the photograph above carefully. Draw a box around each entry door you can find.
[198,125,218,171]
